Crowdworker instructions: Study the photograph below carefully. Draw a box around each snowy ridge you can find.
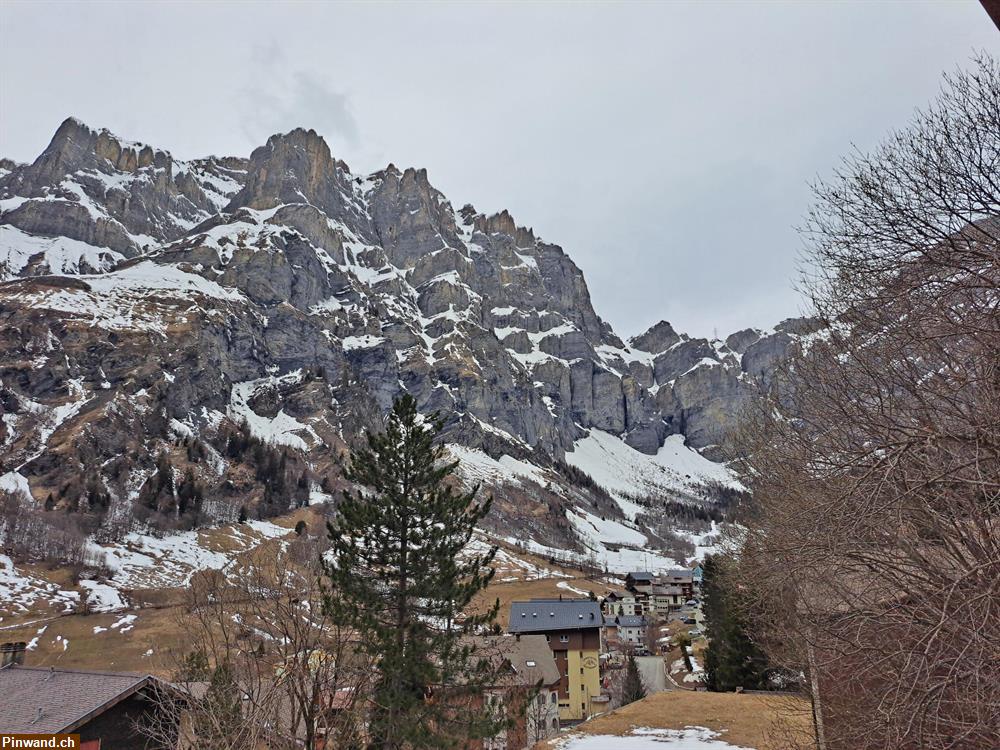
[4,261,247,335]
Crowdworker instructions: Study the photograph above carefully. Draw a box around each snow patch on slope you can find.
[564,429,739,513]
[567,508,648,547]
[97,520,288,590]
[0,225,125,281]
[228,371,321,450]
[79,579,127,613]
[0,471,31,500]
[0,555,80,615]
[504,535,682,575]
[447,444,550,489]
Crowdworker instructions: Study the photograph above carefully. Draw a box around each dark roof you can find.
[652,585,685,596]
[664,569,694,581]
[613,615,646,628]
[508,599,603,633]
[626,572,654,581]
[0,666,157,733]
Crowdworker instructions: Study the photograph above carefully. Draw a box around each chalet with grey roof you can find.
[0,663,176,748]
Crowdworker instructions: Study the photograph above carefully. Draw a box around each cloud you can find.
[238,49,360,153]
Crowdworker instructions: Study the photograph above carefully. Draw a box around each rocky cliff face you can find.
[0,120,815,566]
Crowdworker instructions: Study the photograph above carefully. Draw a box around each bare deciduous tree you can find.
[733,54,1000,750]
[142,532,373,749]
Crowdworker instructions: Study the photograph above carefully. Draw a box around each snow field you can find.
[555,726,755,750]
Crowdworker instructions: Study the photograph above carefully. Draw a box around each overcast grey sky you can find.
[1,1,996,339]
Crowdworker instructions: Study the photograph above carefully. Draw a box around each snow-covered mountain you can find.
[0,119,816,570]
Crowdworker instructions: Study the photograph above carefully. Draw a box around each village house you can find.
[650,584,686,617]
[602,614,648,650]
[620,570,696,621]
[507,599,605,723]
[661,569,695,599]
[600,590,641,617]
[469,634,561,750]
[624,571,655,595]
[0,656,178,749]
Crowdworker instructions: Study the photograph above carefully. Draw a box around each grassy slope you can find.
[540,691,815,750]
[2,507,609,676]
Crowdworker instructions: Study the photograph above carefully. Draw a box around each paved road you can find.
[635,655,669,692]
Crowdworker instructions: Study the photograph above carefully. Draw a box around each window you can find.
[551,717,558,729]
[559,635,569,643]
[579,667,583,674]
[551,693,558,704]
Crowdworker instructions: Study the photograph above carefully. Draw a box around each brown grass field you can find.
[2,572,611,676]
[539,690,815,750]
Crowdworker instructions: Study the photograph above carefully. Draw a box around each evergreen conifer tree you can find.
[323,394,508,749]
[196,661,243,746]
[621,654,647,705]
[703,554,769,691]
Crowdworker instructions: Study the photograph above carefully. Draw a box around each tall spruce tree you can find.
[621,654,647,705]
[703,554,769,692]
[323,395,508,750]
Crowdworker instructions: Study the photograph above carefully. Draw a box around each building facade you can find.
[507,600,603,723]
[603,615,648,650]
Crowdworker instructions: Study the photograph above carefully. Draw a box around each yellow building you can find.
[508,599,605,722]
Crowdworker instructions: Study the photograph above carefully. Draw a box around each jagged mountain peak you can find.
[469,208,537,248]
[630,320,683,354]
[0,120,248,274]
[723,328,763,355]
[253,126,356,177]
[225,126,359,223]
[36,117,173,179]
